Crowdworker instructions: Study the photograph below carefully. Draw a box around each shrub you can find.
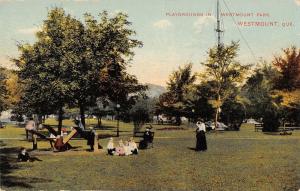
[262,106,280,132]
[131,108,150,133]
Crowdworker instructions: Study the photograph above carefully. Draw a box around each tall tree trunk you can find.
[58,107,63,134]
[80,104,86,129]
[42,115,45,123]
[215,94,221,130]
[97,116,102,128]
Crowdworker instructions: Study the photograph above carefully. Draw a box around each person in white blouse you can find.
[128,137,138,155]
[195,120,207,151]
[196,121,206,132]
[107,137,115,155]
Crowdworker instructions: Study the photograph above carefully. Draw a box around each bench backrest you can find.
[255,123,263,127]
[29,130,55,142]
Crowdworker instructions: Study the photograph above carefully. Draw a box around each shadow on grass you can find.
[112,130,132,133]
[0,141,51,189]
[94,125,116,130]
[187,147,197,151]
[263,132,290,136]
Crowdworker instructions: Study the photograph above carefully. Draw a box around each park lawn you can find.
[1,122,299,191]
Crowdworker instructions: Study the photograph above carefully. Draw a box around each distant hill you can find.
[145,83,166,98]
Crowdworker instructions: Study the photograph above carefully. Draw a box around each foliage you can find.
[242,46,300,128]
[157,64,196,125]
[272,46,300,91]
[220,95,245,130]
[4,70,22,108]
[262,105,280,132]
[13,8,145,131]
[271,46,300,125]
[0,67,8,113]
[185,82,215,121]
[202,41,250,127]
[129,97,155,132]
[241,61,278,119]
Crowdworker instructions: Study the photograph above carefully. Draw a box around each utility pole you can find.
[216,0,223,49]
[215,0,224,130]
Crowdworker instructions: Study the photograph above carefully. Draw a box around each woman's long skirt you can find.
[196,131,207,151]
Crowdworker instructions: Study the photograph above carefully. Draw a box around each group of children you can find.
[107,137,138,156]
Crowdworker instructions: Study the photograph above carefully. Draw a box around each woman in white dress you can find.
[107,137,115,155]
[128,137,138,155]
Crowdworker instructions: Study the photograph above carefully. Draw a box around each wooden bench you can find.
[28,130,56,149]
[254,123,263,132]
[255,123,297,132]
[278,127,295,131]
[134,131,155,148]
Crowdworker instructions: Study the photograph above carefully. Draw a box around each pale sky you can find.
[0,0,299,86]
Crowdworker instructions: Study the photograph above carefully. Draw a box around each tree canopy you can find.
[13,8,145,132]
[157,64,196,125]
[201,41,250,127]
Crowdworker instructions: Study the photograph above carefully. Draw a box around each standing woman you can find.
[195,120,207,151]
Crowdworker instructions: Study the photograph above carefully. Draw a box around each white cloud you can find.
[153,19,172,29]
[295,0,300,6]
[114,9,127,14]
[17,26,41,35]
[193,16,216,33]
[0,56,17,70]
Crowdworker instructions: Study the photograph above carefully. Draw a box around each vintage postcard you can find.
[0,0,299,190]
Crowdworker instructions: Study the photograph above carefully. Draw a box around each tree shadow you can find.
[0,141,51,189]
[98,133,117,139]
[94,125,116,130]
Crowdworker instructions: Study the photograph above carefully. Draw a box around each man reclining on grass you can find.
[17,147,42,162]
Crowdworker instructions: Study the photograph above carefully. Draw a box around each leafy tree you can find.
[129,97,154,134]
[272,46,300,125]
[157,64,196,125]
[241,61,278,119]
[262,104,281,132]
[14,8,81,131]
[273,46,300,91]
[241,61,283,131]
[5,70,22,108]
[220,92,246,130]
[202,42,249,128]
[0,67,8,113]
[185,82,215,122]
[74,11,145,127]
[14,8,145,133]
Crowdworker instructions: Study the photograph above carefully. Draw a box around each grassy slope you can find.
[0,120,299,190]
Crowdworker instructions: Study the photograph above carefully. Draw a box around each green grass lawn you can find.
[1,120,299,190]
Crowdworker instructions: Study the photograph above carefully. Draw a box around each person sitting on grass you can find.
[123,141,132,156]
[115,140,125,156]
[18,147,30,162]
[128,137,138,155]
[107,137,115,155]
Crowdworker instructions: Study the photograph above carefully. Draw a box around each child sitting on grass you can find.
[18,147,30,162]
